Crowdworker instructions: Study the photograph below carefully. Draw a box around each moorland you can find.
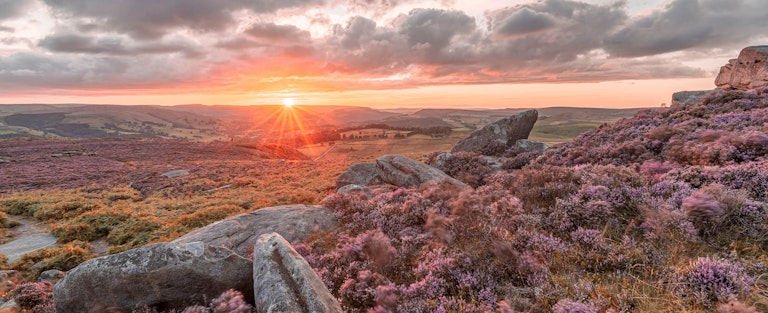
[2,90,767,312]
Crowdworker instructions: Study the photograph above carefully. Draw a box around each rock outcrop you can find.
[53,242,253,312]
[376,155,467,189]
[671,90,721,107]
[715,46,768,90]
[511,139,548,155]
[253,233,342,313]
[336,155,468,190]
[335,163,381,189]
[174,205,337,258]
[451,109,538,154]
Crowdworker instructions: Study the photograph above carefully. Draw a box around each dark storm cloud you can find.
[0,0,30,20]
[43,0,324,39]
[605,0,768,57]
[38,33,200,57]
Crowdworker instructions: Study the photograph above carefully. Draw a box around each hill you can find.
[0,104,642,145]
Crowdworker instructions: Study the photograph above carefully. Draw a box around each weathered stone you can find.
[336,162,381,189]
[451,109,538,154]
[715,46,768,90]
[53,241,253,313]
[38,269,65,284]
[253,233,342,313]
[0,233,57,263]
[0,299,20,313]
[671,90,721,107]
[174,205,337,258]
[337,184,372,198]
[375,154,468,189]
[511,139,549,154]
[161,169,189,178]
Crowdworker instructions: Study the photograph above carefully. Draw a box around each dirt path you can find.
[0,216,57,263]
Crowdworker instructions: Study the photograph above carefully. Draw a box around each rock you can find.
[0,300,20,313]
[481,156,505,170]
[0,233,58,263]
[671,90,721,107]
[433,152,453,168]
[375,154,468,189]
[336,162,381,189]
[715,46,768,90]
[253,233,342,313]
[161,169,189,178]
[337,184,372,198]
[174,205,337,258]
[53,241,253,313]
[451,109,539,154]
[511,139,548,154]
[38,269,65,283]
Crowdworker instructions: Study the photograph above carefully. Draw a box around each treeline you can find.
[291,124,453,146]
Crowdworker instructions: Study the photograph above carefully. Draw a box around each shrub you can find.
[12,281,55,313]
[671,257,754,306]
[10,241,94,280]
[209,289,252,313]
[552,299,599,313]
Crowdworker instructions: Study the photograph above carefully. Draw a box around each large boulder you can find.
[53,242,253,313]
[451,109,538,154]
[253,233,342,313]
[715,46,768,90]
[375,154,468,189]
[174,205,337,258]
[336,162,381,189]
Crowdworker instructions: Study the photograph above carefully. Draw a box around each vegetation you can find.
[295,88,768,312]
[1,89,767,311]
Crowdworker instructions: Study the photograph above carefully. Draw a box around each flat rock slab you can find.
[0,233,57,263]
[161,169,189,178]
[174,204,337,258]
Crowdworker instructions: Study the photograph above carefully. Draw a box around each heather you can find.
[0,139,349,279]
[297,88,768,312]
[3,89,768,311]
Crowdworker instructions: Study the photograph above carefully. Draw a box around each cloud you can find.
[0,0,30,20]
[2,0,765,95]
[245,23,311,42]
[0,52,212,91]
[0,25,14,32]
[42,0,323,39]
[605,0,768,57]
[495,8,555,36]
[38,33,201,57]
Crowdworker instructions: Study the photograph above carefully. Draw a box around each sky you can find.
[0,0,766,109]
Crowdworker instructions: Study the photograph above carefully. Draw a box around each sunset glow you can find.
[0,0,765,108]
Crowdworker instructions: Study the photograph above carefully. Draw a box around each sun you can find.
[282,98,295,107]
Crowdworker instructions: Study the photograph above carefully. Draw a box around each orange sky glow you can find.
[0,0,765,109]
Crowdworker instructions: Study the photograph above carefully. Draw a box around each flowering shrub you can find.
[671,257,754,306]
[425,152,495,187]
[552,299,599,313]
[12,281,55,313]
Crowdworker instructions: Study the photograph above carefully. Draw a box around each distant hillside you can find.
[0,103,644,144]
